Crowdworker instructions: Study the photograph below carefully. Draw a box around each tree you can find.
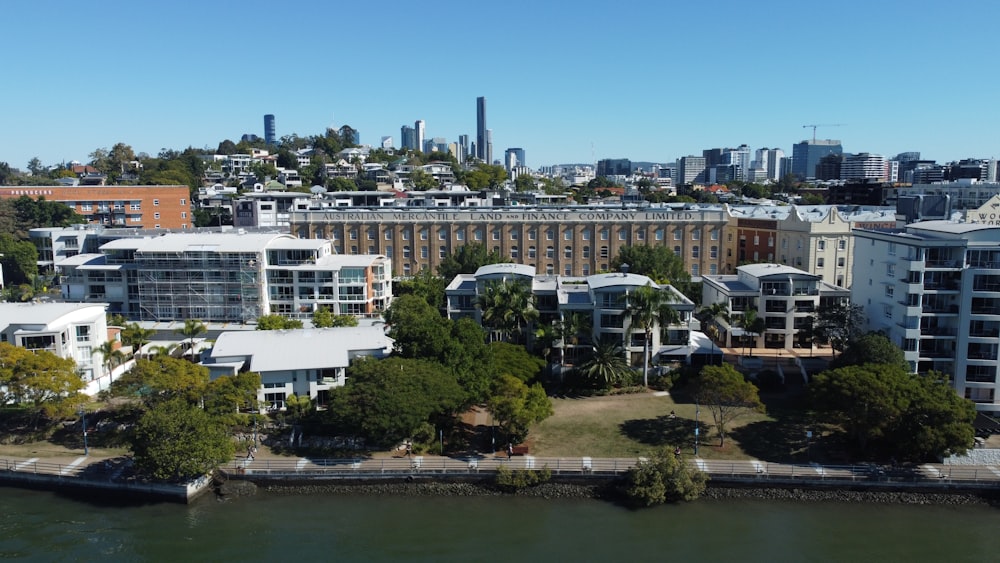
[625,282,679,387]
[111,356,209,406]
[326,357,465,448]
[283,393,313,423]
[575,335,633,388]
[255,314,304,330]
[463,164,507,190]
[487,374,553,443]
[696,303,730,364]
[176,319,207,359]
[691,364,765,447]
[121,323,156,358]
[407,168,439,191]
[393,269,447,311]
[623,446,708,507]
[809,364,975,460]
[312,307,358,328]
[0,343,85,427]
[829,332,907,370]
[490,341,545,383]
[216,140,238,155]
[436,242,510,281]
[475,280,538,344]
[0,234,39,286]
[513,174,536,192]
[92,341,125,377]
[203,371,261,425]
[814,301,864,356]
[130,397,235,481]
[737,308,765,356]
[611,245,690,287]
[383,294,453,360]
[27,157,44,176]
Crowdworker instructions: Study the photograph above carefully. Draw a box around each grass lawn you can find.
[529,391,774,460]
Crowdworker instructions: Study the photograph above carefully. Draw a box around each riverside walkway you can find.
[5,451,1000,490]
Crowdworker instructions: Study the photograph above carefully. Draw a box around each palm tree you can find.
[554,312,593,366]
[624,283,678,387]
[576,335,632,388]
[176,319,207,360]
[738,308,765,357]
[696,302,730,365]
[122,322,155,359]
[475,280,538,344]
[93,341,125,379]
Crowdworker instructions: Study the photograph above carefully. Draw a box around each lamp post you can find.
[694,401,700,457]
[78,407,89,456]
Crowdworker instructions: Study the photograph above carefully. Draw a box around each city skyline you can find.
[3,1,999,171]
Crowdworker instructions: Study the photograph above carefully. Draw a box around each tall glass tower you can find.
[476,97,487,161]
[264,114,276,145]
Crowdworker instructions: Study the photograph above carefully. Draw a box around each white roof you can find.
[738,264,814,278]
[0,302,107,326]
[586,272,657,290]
[474,263,536,278]
[207,326,391,373]
[101,232,296,253]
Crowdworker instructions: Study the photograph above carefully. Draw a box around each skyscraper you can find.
[264,114,276,145]
[476,97,487,161]
[486,129,493,165]
[505,148,526,171]
[400,126,415,150]
[458,134,469,162]
[792,139,843,180]
[415,120,425,153]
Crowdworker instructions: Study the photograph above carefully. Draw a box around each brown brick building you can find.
[0,185,192,230]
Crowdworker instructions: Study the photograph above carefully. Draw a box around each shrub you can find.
[495,464,552,491]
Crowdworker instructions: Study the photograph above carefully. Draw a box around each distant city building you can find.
[338,125,360,145]
[458,135,469,162]
[841,153,887,182]
[400,126,416,151]
[505,148,526,171]
[415,120,425,153]
[380,136,393,149]
[792,139,843,180]
[597,159,631,177]
[264,114,275,145]
[486,129,494,165]
[679,156,707,184]
[476,97,487,161]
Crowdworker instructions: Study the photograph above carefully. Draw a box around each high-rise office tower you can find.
[792,139,843,180]
[486,129,493,165]
[415,120,425,153]
[264,114,276,145]
[679,155,707,184]
[458,135,469,162]
[476,97,487,161]
[400,126,416,150]
[505,148,526,171]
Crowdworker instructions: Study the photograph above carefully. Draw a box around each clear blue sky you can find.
[3,0,998,171]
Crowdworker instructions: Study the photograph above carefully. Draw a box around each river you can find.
[1,486,999,562]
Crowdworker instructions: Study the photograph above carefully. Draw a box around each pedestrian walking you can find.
[507,443,513,460]
[405,441,412,457]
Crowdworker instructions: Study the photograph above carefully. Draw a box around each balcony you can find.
[919,348,954,359]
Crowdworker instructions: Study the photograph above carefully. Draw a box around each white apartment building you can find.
[0,302,111,381]
[445,264,695,366]
[852,220,1000,412]
[56,232,392,324]
[841,153,888,182]
[702,264,850,351]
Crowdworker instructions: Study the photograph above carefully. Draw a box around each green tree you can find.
[623,446,708,507]
[121,322,156,358]
[383,294,453,360]
[475,280,538,344]
[393,269,447,310]
[283,393,313,423]
[0,343,85,427]
[487,374,553,443]
[327,357,465,448]
[691,364,765,447]
[490,341,545,383]
[829,332,907,370]
[611,245,690,287]
[737,308,765,356]
[216,140,238,155]
[27,157,44,176]
[408,168,439,191]
[0,234,39,286]
[513,174,536,192]
[203,371,261,425]
[575,335,632,388]
[92,341,126,377]
[436,242,510,280]
[255,314,304,330]
[809,364,975,460]
[312,307,358,328]
[696,302,730,364]
[130,397,235,481]
[814,301,864,356]
[176,319,207,358]
[625,282,679,387]
[463,164,508,190]
[111,356,209,406]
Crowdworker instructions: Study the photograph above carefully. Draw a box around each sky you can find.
[3,0,999,171]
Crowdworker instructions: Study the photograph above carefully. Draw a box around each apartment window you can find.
[711,230,719,241]
[674,246,681,257]
[837,257,845,267]
[528,246,537,259]
[753,235,760,245]
[130,203,141,210]
[692,230,700,241]
[884,304,893,319]
[655,229,664,241]
[511,246,519,258]
[402,230,410,241]
[674,230,682,241]
[492,229,500,241]
[154,212,160,219]
[600,229,609,240]
[692,264,699,276]
[817,257,825,268]
[153,199,159,206]
[81,203,93,211]
[583,246,591,258]
[710,246,718,259]
[564,265,572,276]
[369,245,376,254]
[636,230,645,241]
[885,285,894,298]
[439,247,447,259]
[887,264,895,277]
[474,230,482,241]
[767,236,774,247]
[838,239,846,250]
[456,230,465,241]
[546,246,555,258]
[180,198,186,205]
[350,229,358,240]
[582,230,591,241]
[692,246,700,259]
[546,229,554,241]
[403,246,411,258]
[600,246,609,258]
[403,264,411,275]
[618,230,626,241]
[385,245,393,256]
[818,240,826,251]
[564,246,572,258]
[546,264,554,275]
[385,231,392,240]
[438,230,447,241]
[528,229,536,240]
[511,231,518,240]
[564,230,572,241]
[781,238,787,249]
[420,229,428,240]
[181,212,187,218]
[75,326,91,342]
[582,265,591,276]
[350,245,358,255]
[888,243,896,256]
[420,246,428,259]
[709,264,718,275]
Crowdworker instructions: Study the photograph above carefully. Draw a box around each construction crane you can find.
[802,124,844,143]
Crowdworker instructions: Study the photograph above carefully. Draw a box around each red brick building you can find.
[0,185,192,230]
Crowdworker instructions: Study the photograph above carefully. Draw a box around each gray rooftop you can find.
[0,302,107,326]
[586,272,658,290]
[100,232,296,253]
[207,326,392,373]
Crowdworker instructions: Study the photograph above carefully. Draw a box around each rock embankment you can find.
[702,486,992,505]
[253,481,602,500]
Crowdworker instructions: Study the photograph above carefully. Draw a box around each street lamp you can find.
[78,407,89,456]
[694,401,700,457]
